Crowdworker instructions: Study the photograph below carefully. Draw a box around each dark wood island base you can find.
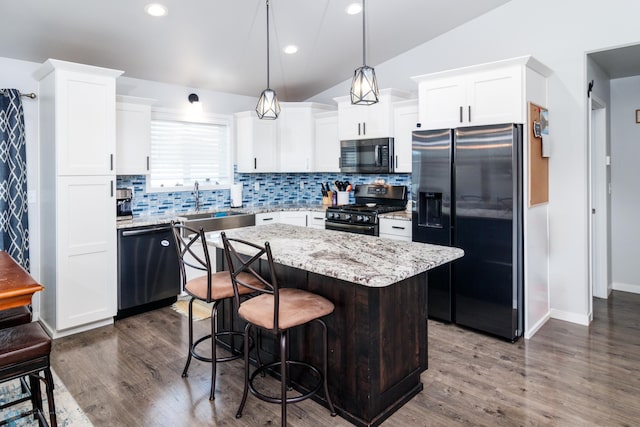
[217,249,428,427]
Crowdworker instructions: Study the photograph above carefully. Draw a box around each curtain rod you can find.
[0,89,37,99]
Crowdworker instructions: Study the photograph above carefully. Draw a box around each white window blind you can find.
[149,118,231,189]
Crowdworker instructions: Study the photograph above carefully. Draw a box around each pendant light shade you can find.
[350,0,379,105]
[256,0,280,119]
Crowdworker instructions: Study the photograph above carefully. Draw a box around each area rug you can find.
[171,298,213,321]
[0,368,93,426]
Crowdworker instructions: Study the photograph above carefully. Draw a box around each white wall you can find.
[610,76,640,294]
[309,0,640,324]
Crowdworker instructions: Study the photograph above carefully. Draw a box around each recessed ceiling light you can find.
[346,3,362,15]
[283,45,298,55]
[145,3,168,17]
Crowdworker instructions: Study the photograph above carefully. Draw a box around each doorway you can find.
[588,94,611,314]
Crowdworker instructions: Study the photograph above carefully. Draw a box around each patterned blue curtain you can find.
[0,89,29,270]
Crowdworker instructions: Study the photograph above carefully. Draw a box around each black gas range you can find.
[325,184,407,236]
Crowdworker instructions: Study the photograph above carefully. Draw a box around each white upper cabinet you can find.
[334,89,412,140]
[235,111,278,173]
[34,60,122,176]
[412,56,552,130]
[116,95,155,175]
[235,103,334,173]
[314,111,340,172]
[393,100,419,173]
[278,102,333,172]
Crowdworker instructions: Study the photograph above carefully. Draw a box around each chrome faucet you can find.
[193,181,201,212]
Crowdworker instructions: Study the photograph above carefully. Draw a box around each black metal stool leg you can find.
[236,323,251,419]
[209,300,219,400]
[181,297,195,378]
[280,331,287,427]
[318,319,337,416]
[28,375,43,423]
[43,368,58,427]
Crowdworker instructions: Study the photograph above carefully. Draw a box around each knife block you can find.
[323,191,333,205]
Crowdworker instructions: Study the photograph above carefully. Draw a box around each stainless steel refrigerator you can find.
[412,123,524,341]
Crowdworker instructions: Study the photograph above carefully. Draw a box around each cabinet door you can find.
[307,211,326,229]
[279,211,307,227]
[338,102,391,140]
[56,70,116,175]
[466,66,522,125]
[116,102,151,175]
[57,175,117,329]
[393,102,419,173]
[279,108,312,172]
[418,76,466,130]
[236,114,278,173]
[314,113,340,172]
[379,218,412,241]
[255,212,280,225]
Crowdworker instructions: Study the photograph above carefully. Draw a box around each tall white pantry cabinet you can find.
[34,59,123,338]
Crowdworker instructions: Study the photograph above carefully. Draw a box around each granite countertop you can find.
[379,210,412,221]
[207,223,463,288]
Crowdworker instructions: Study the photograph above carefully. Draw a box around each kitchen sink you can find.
[178,210,255,236]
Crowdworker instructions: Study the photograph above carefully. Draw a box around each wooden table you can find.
[0,251,44,310]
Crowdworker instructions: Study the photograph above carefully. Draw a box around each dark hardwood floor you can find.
[50,291,640,426]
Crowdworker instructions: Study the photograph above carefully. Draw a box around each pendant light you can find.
[350,0,379,105]
[256,0,281,119]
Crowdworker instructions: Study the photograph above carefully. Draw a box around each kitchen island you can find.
[209,224,463,427]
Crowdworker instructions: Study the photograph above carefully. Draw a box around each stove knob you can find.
[362,216,370,223]
[344,214,351,221]
[327,213,334,219]
[356,215,363,222]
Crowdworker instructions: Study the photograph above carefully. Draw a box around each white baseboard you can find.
[550,308,590,326]
[525,312,551,339]
[612,281,640,294]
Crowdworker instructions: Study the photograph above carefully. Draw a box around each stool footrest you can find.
[248,360,323,405]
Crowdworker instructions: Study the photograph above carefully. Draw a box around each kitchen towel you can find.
[230,183,243,207]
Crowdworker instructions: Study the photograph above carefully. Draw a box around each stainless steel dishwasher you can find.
[117,224,180,318]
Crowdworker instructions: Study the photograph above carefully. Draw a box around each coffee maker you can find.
[116,188,133,221]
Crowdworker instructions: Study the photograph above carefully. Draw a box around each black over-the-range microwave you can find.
[340,137,394,173]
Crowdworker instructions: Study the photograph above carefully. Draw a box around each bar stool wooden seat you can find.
[0,322,57,427]
[0,306,32,329]
[171,222,263,400]
[221,232,337,426]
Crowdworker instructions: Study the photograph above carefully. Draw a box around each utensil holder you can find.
[337,191,349,205]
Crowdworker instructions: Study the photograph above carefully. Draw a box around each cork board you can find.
[528,102,548,206]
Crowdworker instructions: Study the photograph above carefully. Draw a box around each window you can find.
[148,110,232,191]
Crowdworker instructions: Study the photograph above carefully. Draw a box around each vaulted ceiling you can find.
[1,0,513,100]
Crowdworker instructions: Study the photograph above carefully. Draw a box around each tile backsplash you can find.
[117,169,411,217]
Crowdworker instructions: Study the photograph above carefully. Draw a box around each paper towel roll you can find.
[230,183,243,207]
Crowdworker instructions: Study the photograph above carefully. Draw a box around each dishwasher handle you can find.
[121,226,171,237]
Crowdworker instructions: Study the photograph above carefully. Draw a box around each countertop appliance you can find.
[116,188,133,221]
[340,137,394,173]
[117,224,180,318]
[412,123,523,341]
[325,184,407,236]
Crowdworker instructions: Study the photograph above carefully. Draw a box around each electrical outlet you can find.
[254,182,260,192]
[300,180,304,190]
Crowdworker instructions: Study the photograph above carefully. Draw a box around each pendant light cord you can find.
[266,0,271,89]
[362,0,366,66]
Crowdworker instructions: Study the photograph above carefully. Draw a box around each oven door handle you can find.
[326,222,376,233]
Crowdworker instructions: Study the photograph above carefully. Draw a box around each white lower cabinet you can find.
[379,218,412,242]
[52,176,117,331]
[279,211,308,227]
[307,212,326,229]
[255,212,281,225]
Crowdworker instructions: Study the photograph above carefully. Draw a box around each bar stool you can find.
[221,232,337,426]
[0,306,32,330]
[0,322,57,427]
[171,222,263,400]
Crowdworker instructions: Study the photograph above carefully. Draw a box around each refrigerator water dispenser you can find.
[419,192,443,228]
